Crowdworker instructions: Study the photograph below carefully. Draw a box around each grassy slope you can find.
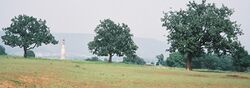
[0,56,250,88]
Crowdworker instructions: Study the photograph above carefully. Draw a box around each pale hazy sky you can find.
[1,0,250,51]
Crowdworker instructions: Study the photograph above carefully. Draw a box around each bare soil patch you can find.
[225,74,250,80]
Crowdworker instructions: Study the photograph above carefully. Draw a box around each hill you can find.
[0,56,250,88]
[0,32,168,63]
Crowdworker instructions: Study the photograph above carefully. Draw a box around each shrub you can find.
[26,50,35,57]
[166,52,234,71]
[86,57,99,61]
[232,46,250,72]
[192,54,233,71]
[123,56,146,65]
[0,45,7,55]
[166,52,185,67]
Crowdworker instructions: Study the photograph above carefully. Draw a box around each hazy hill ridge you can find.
[0,32,168,62]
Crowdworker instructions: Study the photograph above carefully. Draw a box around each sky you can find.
[0,0,250,52]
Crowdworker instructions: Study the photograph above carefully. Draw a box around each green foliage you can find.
[192,54,233,71]
[123,55,146,65]
[161,0,242,70]
[166,52,185,68]
[166,52,234,71]
[88,19,138,62]
[231,46,250,72]
[156,54,165,66]
[86,57,100,61]
[26,50,35,58]
[1,14,58,58]
[0,45,7,55]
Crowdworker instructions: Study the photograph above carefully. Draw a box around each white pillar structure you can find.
[60,39,66,59]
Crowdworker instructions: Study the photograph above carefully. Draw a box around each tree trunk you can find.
[23,47,27,58]
[186,53,192,71]
[108,53,113,63]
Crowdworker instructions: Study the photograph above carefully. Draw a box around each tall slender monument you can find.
[61,39,66,59]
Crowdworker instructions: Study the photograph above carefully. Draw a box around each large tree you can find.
[161,0,243,70]
[88,19,138,63]
[2,14,58,58]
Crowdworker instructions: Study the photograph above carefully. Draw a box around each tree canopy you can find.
[88,19,138,63]
[161,0,243,70]
[1,14,58,58]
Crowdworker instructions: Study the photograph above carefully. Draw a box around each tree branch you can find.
[27,43,37,50]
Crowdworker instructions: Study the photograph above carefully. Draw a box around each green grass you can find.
[0,56,250,88]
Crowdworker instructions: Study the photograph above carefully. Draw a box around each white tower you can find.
[61,39,66,59]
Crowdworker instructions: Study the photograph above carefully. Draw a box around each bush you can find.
[232,46,250,72]
[166,52,185,67]
[86,57,99,61]
[192,54,233,71]
[166,52,234,71]
[123,56,146,65]
[26,50,35,57]
[0,45,7,55]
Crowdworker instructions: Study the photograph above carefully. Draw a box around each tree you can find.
[1,14,58,58]
[123,55,146,65]
[166,52,185,68]
[156,54,165,66]
[232,46,250,72]
[88,19,138,63]
[0,45,7,55]
[161,0,242,70]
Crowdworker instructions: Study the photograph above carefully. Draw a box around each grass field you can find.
[0,56,250,88]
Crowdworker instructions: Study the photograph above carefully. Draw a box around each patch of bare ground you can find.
[59,80,112,88]
[0,72,56,88]
[188,74,208,78]
[156,70,209,78]
[0,81,16,88]
[111,79,175,88]
[208,84,248,88]
[224,74,250,80]
[18,75,51,87]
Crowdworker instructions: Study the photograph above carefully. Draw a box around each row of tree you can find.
[1,0,249,72]
[157,48,250,72]
[0,14,142,63]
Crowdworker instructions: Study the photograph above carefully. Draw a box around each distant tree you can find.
[86,56,99,61]
[26,50,35,58]
[231,46,250,72]
[123,55,146,65]
[161,0,243,70]
[156,54,165,66]
[1,14,58,58]
[88,19,138,63]
[166,52,185,68]
[0,45,7,55]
